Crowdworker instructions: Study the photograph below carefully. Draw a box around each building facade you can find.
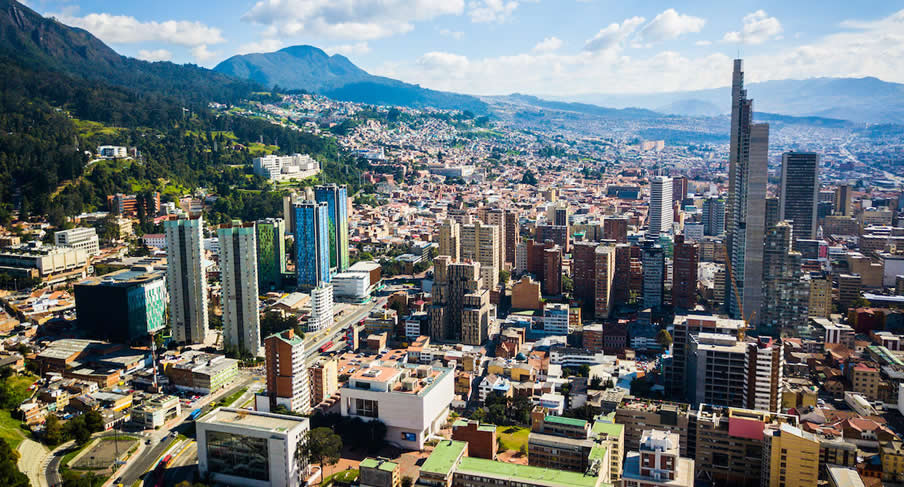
[780,152,819,245]
[165,216,209,344]
[255,218,286,292]
[219,222,262,357]
[294,201,331,288]
[314,184,350,272]
[74,266,167,343]
[261,329,309,413]
[649,176,674,236]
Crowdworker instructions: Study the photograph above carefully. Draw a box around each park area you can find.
[68,436,138,474]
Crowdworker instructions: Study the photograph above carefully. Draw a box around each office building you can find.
[260,329,309,414]
[760,221,808,335]
[218,222,262,357]
[615,399,692,458]
[461,288,492,345]
[686,333,748,407]
[198,407,310,487]
[725,59,768,326]
[504,209,520,265]
[0,243,88,281]
[314,184,350,272]
[255,218,286,292]
[744,336,783,412]
[642,243,665,310]
[542,303,570,335]
[74,266,166,343]
[672,235,698,310]
[666,315,744,398]
[165,351,240,394]
[612,244,635,307]
[543,246,563,296]
[573,242,598,310]
[594,245,615,319]
[461,220,502,290]
[835,184,852,217]
[838,274,862,310]
[672,176,689,204]
[808,273,832,318]
[340,362,454,450]
[622,430,694,487]
[294,201,331,288]
[308,284,334,333]
[165,216,209,344]
[762,424,820,487]
[130,394,180,429]
[702,198,725,236]
[764,197,780,231]
[54,227,100,256]
[438,219,461,261]
[309,357,338,408]
[537,224,569,253]
[429,257,486,342]
[780,152,819,245]
[649,176,673,236]
[252,153,319,182]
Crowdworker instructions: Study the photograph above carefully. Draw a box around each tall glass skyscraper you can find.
[255,218,286,291]
[294,201,331,288]
[314,184,349,272]
[780,152,819,246]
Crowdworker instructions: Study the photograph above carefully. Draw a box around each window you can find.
[206,430,270,481]
[355,398,379,418]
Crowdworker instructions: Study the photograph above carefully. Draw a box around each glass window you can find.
[206,430,270,481]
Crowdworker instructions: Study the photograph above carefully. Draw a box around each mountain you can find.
[491,94,662,119]
[214,45,489,114]
[545,77,904,124]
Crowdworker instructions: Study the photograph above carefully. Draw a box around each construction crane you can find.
[722,246,753,341]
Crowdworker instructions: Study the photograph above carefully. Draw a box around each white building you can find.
[744,336,783,412]
[538,392,565,415]
[165,216,209,344]
[97,145,127,159]
[332,272,368,301]
[141,233,166,249]
[648,176,673,236]
[477,374,510,403]
[684,223,704,242]
[515,242,528,274]
[198,407,310,487]
[252,154,320,182]
[218,222,262,357]
[549,346,611,367]
[542,303,570,335]
[54,227,100,256]
[308,284,333,333]
[340,362,454,450]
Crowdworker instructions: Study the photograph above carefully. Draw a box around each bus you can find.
[319,341,333,353]
[188,408,203,421]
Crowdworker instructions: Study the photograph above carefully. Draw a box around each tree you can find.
[84,410,104,432]
[656,329,673,348]
[562,275,574,293]
[520,170,538,185]
[519,443,527,456]
[499,270,511,286]
[44,414,64,445]
[0,438,29,487]
[401,476,413,487]
[299,427,342,485]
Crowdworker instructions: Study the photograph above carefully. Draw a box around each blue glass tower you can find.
[314,184,349,272]
[294,201,331,288]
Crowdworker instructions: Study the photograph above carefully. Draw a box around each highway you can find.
[304,297,386,364]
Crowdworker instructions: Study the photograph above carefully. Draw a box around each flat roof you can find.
[200,407,308,434]
[419,440,467,477]
[544,415,588,428]
[360,458,398,472]
[457,457,601,487]
[591,420,624,437]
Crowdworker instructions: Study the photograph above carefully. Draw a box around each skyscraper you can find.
[594,245,615,318]
[780,152,819,245]
[308,284,334,333]
[642,242,665,310]
[461,220,501,290]
[744,336,783,412]
[672,235,698,310]
[256,218,286,292]
[648,176,673,236]
[314,184,349,272]
[438,219,461,261]
[294,201,331,288]
[835,184,852,216]
[702,198,725,236]
[572,242,598,310]
[504,209,520,265]
[760,221,808,336]
[429,256,486,342]
[604,217,629,243]
[725,59,768,325]
[218,222,262,357]
[165,216,209,344]
[764,197,781,231]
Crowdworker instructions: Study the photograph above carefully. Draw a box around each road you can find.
[305,297,386,364]
[162,440,198,487]
[116,436,176,487]
[18,439,50,487]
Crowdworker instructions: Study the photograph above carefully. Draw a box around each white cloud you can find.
[584,16,645,52]
[695,40,712,46]
[55,13,224,47]
[137,49,172,62]
[191,45,218,63]
[722,10,782,45]
[237,39,285,55]
[532,36,563,53]
[325,42,372,57]
[468,0,519,23]
[439,28,464,40]
[637,9,705,43]
[243,0,464,41]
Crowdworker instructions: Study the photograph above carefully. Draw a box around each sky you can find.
[22,0,904,96]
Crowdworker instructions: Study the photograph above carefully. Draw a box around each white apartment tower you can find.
[460,220,501,290]
[218,222,262,357]
[308,284,334,333]
[744,336,784,412]
[649,176,674,236]
[165,216,209,344]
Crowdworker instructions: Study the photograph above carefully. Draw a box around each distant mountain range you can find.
[546,77,904,124]
[215,46,489,114]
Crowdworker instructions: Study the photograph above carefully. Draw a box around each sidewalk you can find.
[18,438,50,487]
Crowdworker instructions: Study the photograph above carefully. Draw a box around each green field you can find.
[72,118,123,139]
[0,373,38,449]
[496,426,529,452]
[324,468,358,485]
[217,387,248,408]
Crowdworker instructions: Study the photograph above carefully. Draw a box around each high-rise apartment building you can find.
[642,242,665,310]
[760,221,808,335]
[165,216,209,344]
[294,201,331,288]
[613,244,634,306]
[314,184,350,272]
[594,245,615,319]
[255,218,286,292]
[261,329,309,413]
[672,176,689,204]
[666,315,744,398]
[649,176,674,236]
[604,217,629,243]
[218,222,262,357]
[702,198,725,236]
[573,242,598,309]
[686,333,748,407]
[309,357,338,408]
[622,430,695,487]
[780,152,819,245]
[429,256,483,342]
[835,184,852,217]
[537,224,570,253]
[744,336,783,412]
[838,273,862,310]
[461,220,501,290]
[504,209,519,265]
[308,284,334,333]
[543,246,563,295]
[807,272,832,318]
[438,219,461,261]
[762,424,820,487]
[461,288,492,345]
[673,235,698,310]
[725,59,768,326]
[485,208,509,266]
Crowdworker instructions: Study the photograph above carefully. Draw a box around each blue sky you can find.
[24,0,904,95]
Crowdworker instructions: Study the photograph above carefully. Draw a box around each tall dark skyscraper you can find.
[673,235,699,310]
[702,198,725,236]
[780,152,819,246]
[725,59,768,325]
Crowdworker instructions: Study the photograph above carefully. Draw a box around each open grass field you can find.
[496,426,529,452]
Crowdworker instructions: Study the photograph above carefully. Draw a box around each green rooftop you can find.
[591,419,624,437]
[453,419,469,428]
[588,444,608,462]
[360,457,398,472]
[545,415,589,428]
[457,457,601,487]
[420,440,467,477]
[478,425,497,432]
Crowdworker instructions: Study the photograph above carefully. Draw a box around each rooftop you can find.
[359,457,398,472]
[201,407,308,434]
[419,440,467,477]
[457,457,601,487]
[544,414,589,429]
